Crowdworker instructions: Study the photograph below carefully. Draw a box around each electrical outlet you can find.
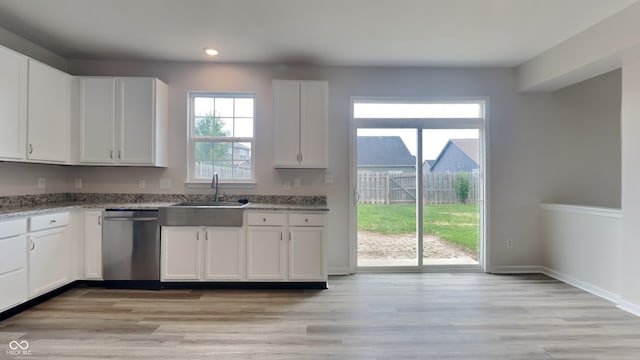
[74,178,82,189]
[506,238,514,248]
[294,177,301,187]
[324,174,334,184]
[138,179,146,189]
[37,178,45,189]
[283,183,290,190]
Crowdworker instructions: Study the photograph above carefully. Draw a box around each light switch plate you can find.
[37,178,45,189]
[74,178,82,189]
[324,174,334,184]
[138,179,146,189]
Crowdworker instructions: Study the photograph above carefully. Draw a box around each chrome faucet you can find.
[211,172,220,201]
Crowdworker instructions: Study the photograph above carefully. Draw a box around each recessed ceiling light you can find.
[204,48,218,56]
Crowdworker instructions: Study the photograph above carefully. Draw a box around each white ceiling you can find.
[0,0,636,67]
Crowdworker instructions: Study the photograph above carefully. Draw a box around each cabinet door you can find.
[0,46,27,160]
[204,227,243,280]
[299,81,328,168]
[273,80,301,167]
[84,210,103,280]
[79,77,115,163]
[289,227,326,280]
[161,227,201,281]
[246,226,286,280]
[28,227,69,297]
[117,77,154,164]
[27,60,71,163]
[0,234,28,311]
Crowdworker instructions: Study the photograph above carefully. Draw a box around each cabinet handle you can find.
[263,218,267,222]
[305,218,309,223]
[300,153,303,162]
[110,150,114,159]
[49,219,57,224]
[205,232,209,241]
[98,216,102,225]
[28,144,33,154]
[118,150,122,159]
[30,239,35,251]
[196,232,200,241]
[289,231,291,241]
[280,232,283,241]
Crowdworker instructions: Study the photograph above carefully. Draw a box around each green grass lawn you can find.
[357,203,480,252]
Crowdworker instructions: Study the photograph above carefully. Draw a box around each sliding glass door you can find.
[353,100,485,269]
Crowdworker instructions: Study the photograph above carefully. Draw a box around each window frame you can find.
[186,91,256,186]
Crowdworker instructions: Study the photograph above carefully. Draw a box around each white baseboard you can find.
[488,265,544,274]
[328,267,352,276]
[617,300,640,317]
[540,267,622,305]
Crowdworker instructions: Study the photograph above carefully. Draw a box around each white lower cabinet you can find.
[161,226,243,281]
[246,226,286,280]
[160,211,327,284]
[204,228,244,280]
[289,226,326,281]
[28,212,70,298]
[0,218,28,312]
[84,210,103,280]
[246,212,327,282]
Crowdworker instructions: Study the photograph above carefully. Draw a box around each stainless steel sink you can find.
[159,201,249,226]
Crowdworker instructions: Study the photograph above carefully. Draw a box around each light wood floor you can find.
[1,274,640,359]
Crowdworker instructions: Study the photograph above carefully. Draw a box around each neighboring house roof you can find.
[430,138,479,172]
[357,136,415,166]
[424,159,436,168]
[450,138,479,164]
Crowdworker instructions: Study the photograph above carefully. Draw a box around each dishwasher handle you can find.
[103,217,158,222]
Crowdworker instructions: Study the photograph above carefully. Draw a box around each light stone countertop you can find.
[0,201,328,220]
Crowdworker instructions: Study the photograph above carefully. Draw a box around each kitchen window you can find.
[188,92,255,184]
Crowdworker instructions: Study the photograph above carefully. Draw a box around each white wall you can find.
[0,162,70,196]
[621,58,640,312]
[540,204,622,301]
[538,70,621,208]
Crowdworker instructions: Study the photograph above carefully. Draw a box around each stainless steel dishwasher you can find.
[102,209,160,285]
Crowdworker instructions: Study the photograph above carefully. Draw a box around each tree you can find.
[194,113,231,168]
[455,172,470,204]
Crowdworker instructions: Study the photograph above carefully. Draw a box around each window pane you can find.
[353,103,483,119]
[194,142,214,179]
[234,98,254,117]
[232,142,252,179]
[215,98,234,117]
[194,97,214,117]
[194,116,214,137]
[218,118,234,137]
[234,118,254,137]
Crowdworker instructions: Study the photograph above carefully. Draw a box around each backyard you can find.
[357,204,480,262]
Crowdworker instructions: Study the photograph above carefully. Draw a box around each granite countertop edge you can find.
[0,202,329,219]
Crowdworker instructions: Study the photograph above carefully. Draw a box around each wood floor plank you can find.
[1,273,640,359]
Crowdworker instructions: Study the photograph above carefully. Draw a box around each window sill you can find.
[185,181,257,189]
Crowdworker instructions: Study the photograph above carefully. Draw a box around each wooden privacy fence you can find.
[195,162,251,179]
[357,171,480,205]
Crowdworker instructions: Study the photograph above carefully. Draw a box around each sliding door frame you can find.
[348,96,490,273]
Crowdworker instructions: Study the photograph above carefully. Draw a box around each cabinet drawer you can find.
[246,213,286,226]
[0,218,28,238]
[289,213,325,226]
[29,212,69,231]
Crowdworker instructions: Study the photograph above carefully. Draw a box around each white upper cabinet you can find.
[0,45,27,160]
[273,80,328,168]
[77,76,168,166]
[27,59,71,163]
[79,77,116,163]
